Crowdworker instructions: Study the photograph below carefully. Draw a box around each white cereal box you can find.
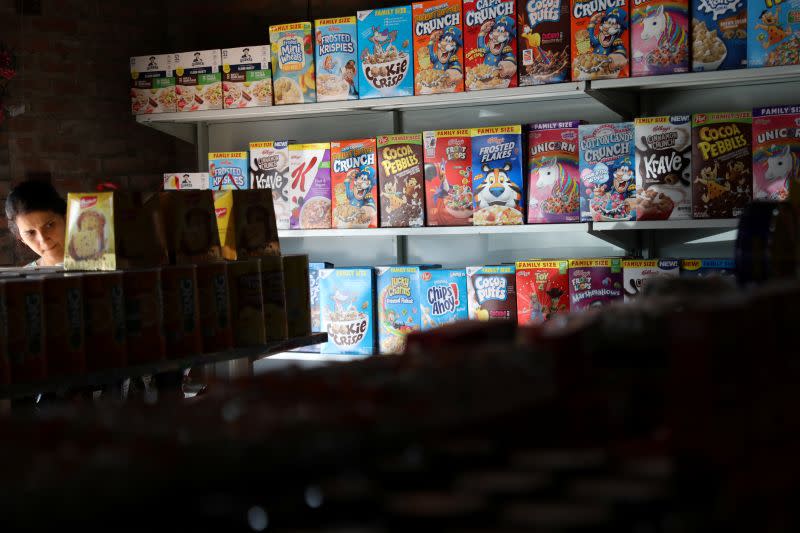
[163,173,209,190]
[221,45,273,108]
[130,54,175,115]
[173,49,222,112]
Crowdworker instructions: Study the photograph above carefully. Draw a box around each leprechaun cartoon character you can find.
[345,165,377,209]
[478,15,517,78]
[428,25,463,83]
[589,7,629,71]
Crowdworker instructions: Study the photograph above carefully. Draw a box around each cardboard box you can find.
[270,22,317,104]
[282,254,312,338]
[471,125,524,225]
[209,152,249,190]
[331,138,379,228]
[173,49,222,112]
[259,256,289,341]
[567,258,624,311]
[222,45,273,108]
[423,129,473,226]
[319,267,376,355]
[631,0,689,76]
[288,143,332,229]
[748,0,800,68]
[578,122,636,222]
[420,268,469,329]
[517,0,571,85]
[571,0,630,80]
[622,258,680,301]
[464,0,518,90]
[227,259,267,347]
[213,190,281,261]
[195,262,233,353]
[159,190,222,265]
[122,268,166,364]
[377,134,425,227]
[357,6,415,99]
[130,54,175,115]
[515,260,570,324]
[692,0,747,71]
[163,172,209,190]
[466,265,517,321]
[412,0,465,95]
[753,105,800,201]
[315,16,360,101]
[249,140,292,229]
[527,121,581,224]
[161,265,202,358]
[376,265,429,354]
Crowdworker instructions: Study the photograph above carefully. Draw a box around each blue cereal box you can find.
[269,22,317,104]
[319,267,375,356]
[357,6,415,99]
[300,261,333,353]
[691,0,748,71]
[748,0,800,68]
[208,152,249,190]
[470,125,525,225]
[466,265,518,321]
[420,269,469,329]
[315,17,360,101]
[680,258,737,284]
[578,122,636,221]
[377,266,426,354]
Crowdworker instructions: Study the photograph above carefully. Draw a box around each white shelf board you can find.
[592,219,739,231]
[278,223,590,238]
[590,65,800,91]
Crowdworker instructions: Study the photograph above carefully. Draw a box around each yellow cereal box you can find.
[65,192,117,271]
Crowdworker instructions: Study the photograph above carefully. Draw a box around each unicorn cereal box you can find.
[471,125,524,226]
[250,141,292,230]
[527,121,580,224]
[517,0,571,85]
[357,7,415,99]
[221,45,272,108]
[319,267,376,356]
[377,265,428,354]
[748,0,800,68]
[578,122,636,222]
[571,0,631,80]
[377,134,425,227]
[464,0,519,90]
[568,258,624,311]
[288,143,332,229]
[466,265,518,321]
[315,17,359,101]
[692,0,747,71]
[413,0,465,94]
[420,269,469,329]
[622,258,680,300]
[753,105,800,201]
[515,260,570,324]
[269,22,317,104]
[331,138,379,228]
[423,129,473,226]
[631,0,689,76]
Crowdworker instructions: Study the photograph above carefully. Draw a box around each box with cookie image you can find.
[466,265,517,322]
[378,134,425,227]
[222,45,273,109]
[331,138,379,229]
[319,267,376,356]
[130,54,175,115]
[567,258,624,311]
[213,190,281,261]
[357,6,415,99]
[173,49,222,112]
[159,190,222,265]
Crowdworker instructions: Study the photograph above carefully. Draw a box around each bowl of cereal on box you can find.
[299,197,332,229]
[361,48,410,95]
[691,20,727,71]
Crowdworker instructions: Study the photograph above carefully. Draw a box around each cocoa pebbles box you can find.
[270,22,317,104]
[288,143,332,229]
[423,129,474,226]
[517,0,571,85]
[578,122,636,222]
[748,0,800,68]
[471,125,524,226]
[464,0,518,91]
[222,45,273,109]
[130,54,175,115]
[571,0,631,80]
[357,7,415,99]
[173,49,222,112]
[420,269,469,329]
[568,258,624,311]
[466,265,517,321]
[630,0,689,76]
[691,0,747,72]
[691,111,753,218]
[413,0,465,95]
[377,265,426,354]
[315,17,360,101]
[250,141,292,229]
[753,105,800,201]
[319,267,376,356]
[622,258,679,301]
[378,134,425,227]
[527,121,581,224]
[331,138,379,229]
[515,260,570,324]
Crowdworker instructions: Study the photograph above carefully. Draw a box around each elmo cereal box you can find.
[471,125,525,226]
[568,258,624,311]
[288,143,332,229]
[578,122,636,221]
[357,7,415,99]
[209,152,249,190]
[423,129,474,226]
[464,0,519,90]
[527,121,581,224]
[130,54,175,115]
[466,265,518,321]
[517,0,572,85]
[331,138,379,228]
[413,0,465,94]
[753,105,800,201]
[315,17,359,101]
[319,267,376,356]
[420,269,469,329]
[221,45,272,108]
[571,0,631,80]
[631,0,689,76]
[691,0,747,71]
[622,258,680,300]
[378,134,425,227]
[748,0,800,68]
[250,140,292,230]
[515,260,570,324]
[377,265,428,354]
[269,22,317,104]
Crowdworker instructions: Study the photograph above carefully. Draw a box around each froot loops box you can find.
[753,104,800,201]
[631,0,689,76]
[567,258,624,311]
[578,122,636,222]
[423,128,473,226]
[357,6,415,99]
[420,269,468,329]
[319,267,376,356]
[269,22,317,104]
[315,17,360,101]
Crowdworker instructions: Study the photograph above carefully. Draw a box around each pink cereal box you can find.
[579,122,637,222]
[527,121,581,223]
[631,0,690,76]
[288,143,332,229]
[753,104,800,201]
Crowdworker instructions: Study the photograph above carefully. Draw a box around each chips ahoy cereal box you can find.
[748,0,800,68]
[515,260,570,324]
[250,140,292,230]
[753,105,800,201]
[527,121,581,224]
[208,152,249,190]
[269,22,317,104]
[331,138,379,228]
[288,143,332,229]
[221,45,272,108]
[571,0,631,80]
[680,258,736,284]
[420,269,469,329]
[631,0,689,76]
[377,265,426,354]
[378,134,425,227]
[464,0,519,90]
[622,258,680,300]
[357,6,415,99]
[466,265,518,321]
[413,0,465,94]
[423,129,474,226]
[691,0,747,71]
[578,122,636,221]
[315,17,360,101]
[568,258,624,311]
[471,125,524,225]
[517,0,571,85]
[319,267,376,356]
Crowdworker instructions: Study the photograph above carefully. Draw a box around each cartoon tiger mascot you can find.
[475,162,521,209]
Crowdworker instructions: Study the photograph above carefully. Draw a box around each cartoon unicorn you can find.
[640,5,688,55]
[367,26,398,57]
[756,144,800,199]
[530,157,577,214]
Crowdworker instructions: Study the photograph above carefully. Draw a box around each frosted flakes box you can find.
[567,258,624,311]
[357,6,415,99]
[515,260,569,324]
[250,141,292,229]
[527,121,581,223]
[221,45,273,109]
[691,0,747,71]
[571,0,631,80]
[130,54,175,115]
[423,129,473,226]
[288,143,332,229]
[466,265,517,321]
[622,258,680,300]
[163,172,209,190]
[578,122,636,222]
[471,125,524,226]
[377,134,425,227]
[753,104,800,201]
[748,0,800,68]
[420,269,469,329]
[331,138,379,228]
[517,0,571,85]
[319,267,376,356]
[269,22,317,104]
[213,190,281,261]
[377,265,427,354]
[691,111,753,218]
[173,49,222,112]
[680,258,736,283]
[413,0,465,94]
[633,115,692,220]
[464,0,518,90]
[209,152,249,190]
[631,0,689,76]
[315,17,360,101]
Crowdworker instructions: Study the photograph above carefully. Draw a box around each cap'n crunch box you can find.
[377,265,426,354]
[222,45,273,108]
[378,134,425,228]
[173,49,222,112]
[420,269,469,329]
[692,0,747,71]
[464,0,518,90]
[579,122,636,221]
[315,17,360,101]
[747,0,800,68]
[250,141,292,229]
[319,267,376,356]
[270,22,317,104]
[288,143,332,229]
[331,138,379,228]
[423,129,473,226]
[357,7,415,99]
[527,121,581,223]
[130,54,175,115]
[622,258,680,300]
[568,258,624,311]
[753,105,800,201]
[466,265,517,321]
[209,152,249,190]
[515,260,569,324]
[413,0,465,95]
[571,0,631,80]
[517,0,572,85]
[631,0,689,76]
[471,125,525,225]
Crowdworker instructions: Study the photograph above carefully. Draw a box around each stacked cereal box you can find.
[631,0,689,76]
[270,22,317,104]
[315,17,360,101]
[567,258,624,311]
[221,45,273,109]
[622,258,680,300]
[250,140,292,229]
[423,128,473,226]
[515,260,570,324]
[377,265,428,354]
[413,0,465,95]
[331,138,379,229]
[753,105,800,201]
[377,134,425,227]
[748,0,800,68]
[319,267,376,356]
[130,54,175,115]
[680,258,737,283]
[357,7,415,99]
[517,0,571,85]
[571,0,631,80]
[163,173,209,190]
[691,0,747,71]
[471,125,524,226]
[527,121,581,224]
[209,152,249,190]
[463,0,518,90]
[288,143,332,229]
[578,122,636,222]
[173,49,222,112]
[466,265,518,321]
[420,269,469,329]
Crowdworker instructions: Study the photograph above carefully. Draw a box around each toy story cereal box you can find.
[471,125,524,226]
[357,7,415,99]
[631,0,689,76]
[622,258,680,300]
[571,0,631,80]
[221,45,272,109]
[420,269,469,329]
[517,0,571,85]
[130,54,175,115]
[413,0,465,94]
[319,267,376,356]
[269,22,317,104]
[423,129,473,226]
[288,143,332,229]
[163,172,209,190]
[173,49,222,112]
[680,258,737,283]
[691,0,747,71]
[466,265,518,321]
[464,0,518,90]
[377,265,426,354]
[250,140,292,229]
[748,0,800,68]
[331,138,379,228]
[567,258,624,311]
[209,152,249,190]
[527,121,581,224]
[753,104,800,201]
[315,17,360,101]
[515,260,570,324]
[578,122,636,222]
[377,134,425,227]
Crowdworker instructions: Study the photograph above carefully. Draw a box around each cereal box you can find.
[331,138,379,228]
[319,267,376,356]
[270,22,317,104]
[163,173,209,190]
[423,129,473,226]
[357,6,415,99]
[466,265,518,321]
[159,190,222,264]
[43,274,86,376]
[221,45,273,109]
[578,122,636,222]
[250,141,292,229]
[161,265,202,357]
[5,277,46,382]
[622,258,680,300]
[691,111,753,218]
[464,0,518,90]
[283,254,312,338]
[515,260,570,324]
[680,258,737,283]
[130,54,175,115]
[748,0,800,68]
[471,125,525,225]
[259,256,289,342]
[753,104,800,201]
[195,262,233,353]
[122,268,165,365]
[227,259,267,347]
[420,269,469,329]
[209,152,249,190]
[571,0,631,80]
[65,193,117,270]
[213,190,281,261]
[527,121,581,224]
[315,17,360,101]
[517,0,571,85]
[306,261,334,353]
[633,115,692,220]
[567,258,624,311]
[173,49,222,112]
[82,272,127,370]
[377,265,426,354]
[691,0,747,71]
[288,143,332,229]
[631,0,689,76]
[377,134,425,227]
[413,0,465,95]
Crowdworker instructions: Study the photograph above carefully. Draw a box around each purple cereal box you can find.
[753,104,800,201]
[631,0,690,76]
[568,258,624,311]
[579,122,636,222]
[527,121,581,224]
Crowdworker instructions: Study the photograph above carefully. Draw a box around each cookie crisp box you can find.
[130,54,175,115]
[753,104,800,201]
[319,267,376,356]
[173,49,222,112]
[221,45,272,109]
[357,6,415,99]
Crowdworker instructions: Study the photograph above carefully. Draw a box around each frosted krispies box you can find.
[466,265,517,322]
[270,22,317,104]
[527,121,581,224]
[208,152,249,190]
[173,49,222,112]
[622,258,680,301]
[753,105,800,201]
[130,54,175,115]
[377,266,427,355]
[315,17,360,101]
[420,269,468,330]
[691,0,747,71]
[357,6,415,99]
[515,260,570,325]
[579,122,636,222]
[222,45,272,109]
[631,0,689,76]
[568,258,624,311]
[747,0,800,68]
[250,141,292,230]
[319,267,376,356]
[288,143,332,229]
[471,125,525,226]
[163,173,209,190]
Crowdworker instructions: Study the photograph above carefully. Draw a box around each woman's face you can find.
[15,210,66,266]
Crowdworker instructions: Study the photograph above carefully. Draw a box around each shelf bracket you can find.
[395,235,408,264]
[585,86,639,120]
[196,122,209,171]
[392,110,403,134]
[587,223,642,256]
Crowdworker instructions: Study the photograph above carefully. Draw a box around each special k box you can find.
[517,0,572,85]
[173,49,222,112]
[270,22,317,104]
[630,0,689,76]
[527,121,581,224]
[208,152,249,190]
[221,45,273,109]
[249,141,292,229]
[413,0,465,95]
[464,0,518,91]
[753,105,800,201]
[471,125,524,225]
[315,17,359,101]
[331,138,379,229]
[357,7,415,99]
[571,0,631,80]
[288,143,332,229]
[130,54,175,115]
[423,129,473,226]
[515,260,569,324]
[163,172,209,190]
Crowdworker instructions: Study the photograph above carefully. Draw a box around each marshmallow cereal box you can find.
[631,0,689,76]
[517,0,572,85]
[568,258,624,311]
[173,49,222,112]
[748,0,800,68]
[527,121,581,224]
[515,260,570,324]
[315,17,360,101]
[622,258,680,300]
[753,104,800,201]
[464,0,519,90]
[471,125,525,226]
[269,22,317,104]
[222,45,272,108]
[692,0,747,71]
[357,7,415,99]
[130,54,175,115]
[288,143,332,229]
[250,141,292,229]
[579,122,636,221]
[423,129,474,226]
[466,265,518,321]
[331,138,379,228]
[209,152,249,190]
[420,269,469,329]
[377,266,425,354]
[571,0,631,80]
[319,267,376,356]
[413,0,465,95]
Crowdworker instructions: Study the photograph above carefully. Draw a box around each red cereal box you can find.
[413,0,465,95]
[571,0,631,80]
[331,138,379,229]
[423,128,474,226]
[515,260,570,324]
[464,0,519,91]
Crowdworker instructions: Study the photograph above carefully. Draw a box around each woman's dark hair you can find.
[5,180,67,236]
